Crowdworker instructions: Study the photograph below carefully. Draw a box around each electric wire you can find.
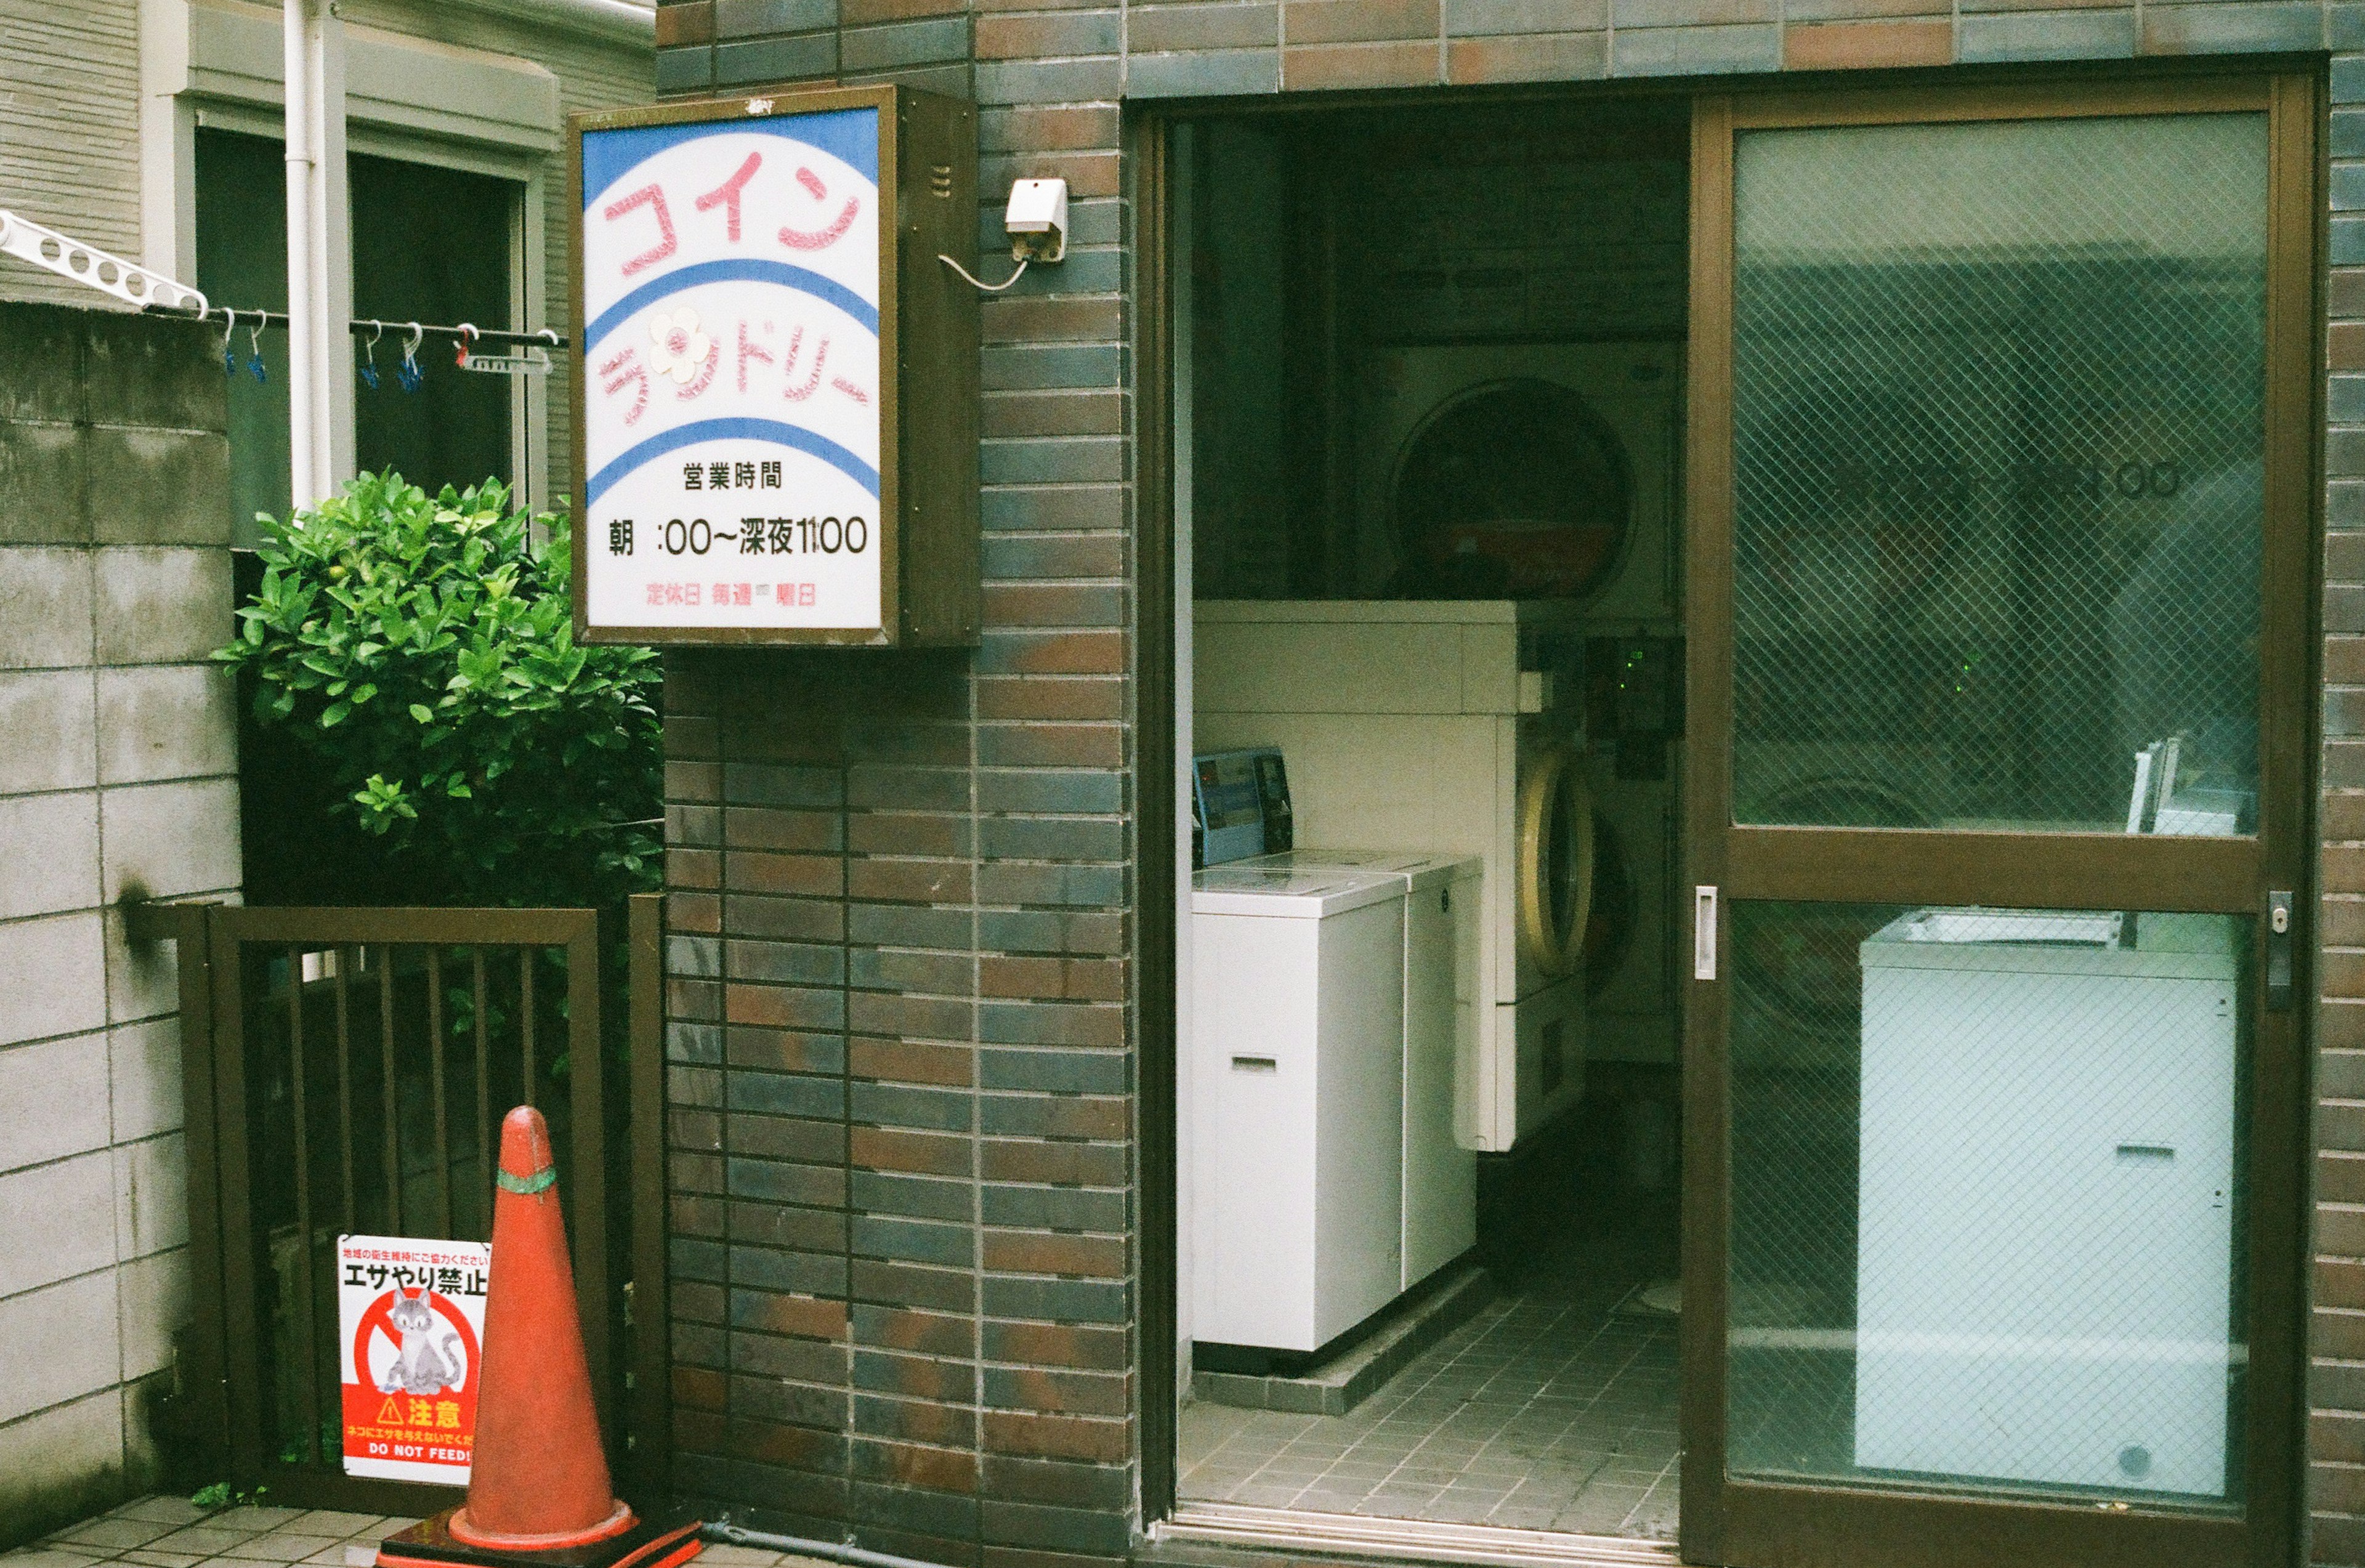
[937,252,1029,293]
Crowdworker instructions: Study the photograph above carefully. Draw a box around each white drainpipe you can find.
[283,0,315,507]
[283,0,354,510]
[273,0,636,510]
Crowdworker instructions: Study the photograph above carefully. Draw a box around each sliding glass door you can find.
[1681,75,2314,1568]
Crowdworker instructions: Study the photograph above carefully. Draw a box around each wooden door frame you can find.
[1679,68,2321,1568]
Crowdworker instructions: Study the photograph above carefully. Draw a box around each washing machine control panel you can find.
[1192,746,1294,868]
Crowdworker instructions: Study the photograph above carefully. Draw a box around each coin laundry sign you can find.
[572,86,979,646]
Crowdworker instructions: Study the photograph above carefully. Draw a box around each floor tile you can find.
[143,1532,258,1559]
[221,1535,346,1563]
[52,1522,179,1553]
[205,1512,303,1536]
[1181,1205,1680,1542]
[107,1506,209,1531]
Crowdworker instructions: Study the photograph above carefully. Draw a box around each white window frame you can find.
[142,0,559,506]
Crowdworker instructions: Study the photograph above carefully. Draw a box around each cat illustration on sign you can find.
[377,1290,465,1395]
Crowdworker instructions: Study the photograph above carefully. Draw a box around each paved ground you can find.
[0,1498,416,1568]
[1179,1211,1682,1542]
[0,1501,817,1568]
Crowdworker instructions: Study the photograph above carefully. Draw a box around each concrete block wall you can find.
[0,303,236,1542]
[652,8,2365,1567]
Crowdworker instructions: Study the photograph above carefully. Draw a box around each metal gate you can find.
[133,895,671,1513]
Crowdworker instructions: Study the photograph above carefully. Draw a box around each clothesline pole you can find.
[161,306,569,352]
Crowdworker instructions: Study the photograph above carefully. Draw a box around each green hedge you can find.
[216,472,661,909]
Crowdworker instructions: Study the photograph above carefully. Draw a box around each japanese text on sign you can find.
[339,1235,490,1485]
[581,107,884,632]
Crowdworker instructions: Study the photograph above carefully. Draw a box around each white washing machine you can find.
[1855,908,2239,1497]
[1351,340,1681,620]
[1195,600,1593,1153]
[1242,847,1483,1291]
[1191,865,1408,1353]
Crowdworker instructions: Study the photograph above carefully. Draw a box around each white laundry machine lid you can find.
[1190,865,1407,918]
[1861,906,2237,980]
[1242,847,1482,894]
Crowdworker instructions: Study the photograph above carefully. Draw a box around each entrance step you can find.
[1191,1262,1495,1416]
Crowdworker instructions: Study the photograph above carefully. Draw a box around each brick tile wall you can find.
[653,6,2365,1563]
[2324,84,2365,1563]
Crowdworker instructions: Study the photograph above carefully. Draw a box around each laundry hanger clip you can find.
[357,320,382,389]
[458,325,556,377]
[397,321,424,392]
[454,322,477,370]
[220,307,238,377]
[246,316,268,384]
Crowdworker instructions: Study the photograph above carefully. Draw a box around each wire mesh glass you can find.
[1726,901,2250,1506]
[1729,115,2269,833]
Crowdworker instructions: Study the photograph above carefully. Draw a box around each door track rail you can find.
[1154,1502,1679,1568]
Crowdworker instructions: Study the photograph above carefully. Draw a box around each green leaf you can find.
[212,469,660,908]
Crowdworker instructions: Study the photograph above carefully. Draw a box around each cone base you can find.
[451,1500,635,1552]
[378,1511,703,1568]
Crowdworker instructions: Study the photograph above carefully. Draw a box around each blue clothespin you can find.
[396,322,424,392]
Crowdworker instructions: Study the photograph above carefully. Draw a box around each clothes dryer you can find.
[1583,749,1679,1064]
[1195,600,1592,1152]
[1352,341,1681,620]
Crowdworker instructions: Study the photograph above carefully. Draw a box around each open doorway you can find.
[1168,94,1691,1548]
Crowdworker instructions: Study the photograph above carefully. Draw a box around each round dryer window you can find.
[1518,743,1593,979]
[1388,378,1633,600]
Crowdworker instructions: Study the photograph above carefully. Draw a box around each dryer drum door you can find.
[1387,379,1633,600]
[1518,743,1594,979]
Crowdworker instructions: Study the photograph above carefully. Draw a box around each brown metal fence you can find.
[133,894,670,1514]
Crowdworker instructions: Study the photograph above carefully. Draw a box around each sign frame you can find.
[569,83,979,647]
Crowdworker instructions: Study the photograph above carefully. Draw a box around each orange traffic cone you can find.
[378,1107,700,1568]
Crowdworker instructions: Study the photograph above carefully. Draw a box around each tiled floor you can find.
[1179,1220,1681,1542]
[0,1498,418,1568]
[4,1501,822,1568]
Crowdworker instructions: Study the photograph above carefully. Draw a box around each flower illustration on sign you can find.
[647,307,712,384]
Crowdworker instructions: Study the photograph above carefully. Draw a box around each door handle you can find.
[2267,889,2294,1012]
[1695,885,1718,981]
